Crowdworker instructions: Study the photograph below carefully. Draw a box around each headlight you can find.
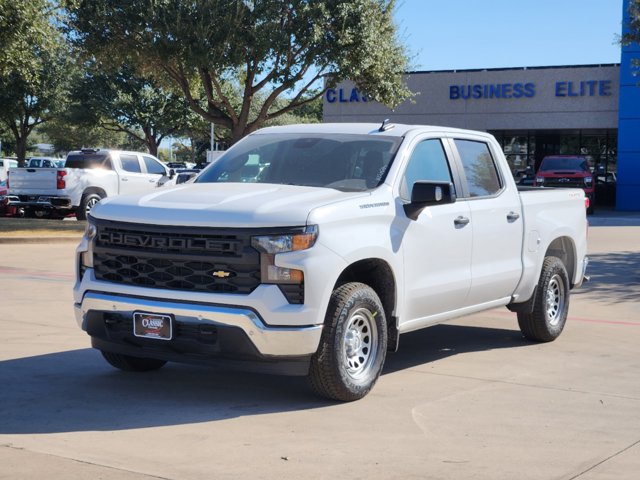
[584,176,593,185]
[535,176,545,184]
[251,225,318,254]
[80,218,97,272]
[251,226,318,283]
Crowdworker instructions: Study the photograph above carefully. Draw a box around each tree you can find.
[623,0,640,45]
[0,31,72,164]
[0,1,72,165]
[0,0,55,78]
[66,0,412,144]
[75,64,194,156]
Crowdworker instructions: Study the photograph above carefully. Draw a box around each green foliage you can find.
[0,0,56,79]
[66,0,412,143]
[73,63,195,155]
[0,9,73,164]
[623,0,640,45]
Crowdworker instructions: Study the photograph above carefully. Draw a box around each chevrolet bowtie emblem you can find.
[212,270,231,278]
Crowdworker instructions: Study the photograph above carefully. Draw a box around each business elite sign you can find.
[326,80,613,103]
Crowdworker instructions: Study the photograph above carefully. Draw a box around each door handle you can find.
[454,216,470,227]
[121,177,129,181]
[507,211,520,222]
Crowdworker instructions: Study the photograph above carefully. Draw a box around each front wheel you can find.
[308,282,387,402]
[518,256,570,342]
[101,351,167,372]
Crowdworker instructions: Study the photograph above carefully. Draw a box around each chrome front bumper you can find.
[74,291,323,357]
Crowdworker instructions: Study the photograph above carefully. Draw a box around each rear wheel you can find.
[101,351,167,372]
[308,282,387,401]
[518,256,570,342]
[77,193,102,220]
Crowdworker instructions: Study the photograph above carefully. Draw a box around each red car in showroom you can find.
[534,155,595,214]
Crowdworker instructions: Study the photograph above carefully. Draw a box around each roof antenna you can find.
[379,119,394,132]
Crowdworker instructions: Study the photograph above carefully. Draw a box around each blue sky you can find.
[394,0,623,71]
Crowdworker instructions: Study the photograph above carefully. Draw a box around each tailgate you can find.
[8,168,60,194]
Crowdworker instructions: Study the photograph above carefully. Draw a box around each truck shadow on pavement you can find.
[574,251,640,303]
[0,324,527,434]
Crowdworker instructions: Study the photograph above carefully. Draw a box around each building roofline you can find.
[408,63,620,75]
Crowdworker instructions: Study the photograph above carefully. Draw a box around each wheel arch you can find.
[82,187,107,199]
[334,258,398,350]
[545,236,577,287]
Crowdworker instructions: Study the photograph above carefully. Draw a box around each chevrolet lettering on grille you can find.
[98,232,230,252]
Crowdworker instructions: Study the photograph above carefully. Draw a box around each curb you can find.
[0,236,82,245]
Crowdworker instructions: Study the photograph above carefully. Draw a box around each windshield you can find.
[539,157,589,172]
[196,133,402,191]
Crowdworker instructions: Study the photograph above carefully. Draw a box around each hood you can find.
[91,183,369,227]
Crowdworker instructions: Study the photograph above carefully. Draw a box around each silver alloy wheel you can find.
[85,197,100,214]
[342,307,379,379]
[545,274,565,326]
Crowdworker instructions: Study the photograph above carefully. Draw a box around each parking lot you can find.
[0,213,639,480]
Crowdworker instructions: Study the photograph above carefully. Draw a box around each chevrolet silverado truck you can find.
[74,123,588,401]
[534,155,595,214]
[8,149,173,219]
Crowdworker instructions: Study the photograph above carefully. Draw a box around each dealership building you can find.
[323,3,640,211]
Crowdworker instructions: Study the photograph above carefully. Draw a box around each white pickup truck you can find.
[74,123,588,401]
[8,149,173,219]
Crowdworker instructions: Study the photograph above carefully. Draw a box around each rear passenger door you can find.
[400,137,473,324]
[448,137,523,306]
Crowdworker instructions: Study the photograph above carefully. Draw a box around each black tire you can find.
[76,193,102,221]
[308,282,387,401]
[517,256,570,342]
[101,351,167,372]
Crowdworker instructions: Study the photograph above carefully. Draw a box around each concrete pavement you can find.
[0,216,639,479]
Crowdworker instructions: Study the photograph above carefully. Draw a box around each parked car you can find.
[7,148,174,220]
[74,123,588,401]
[534,155,595,214]
[26,157,65,168]
[0,158,18,182]
[174,168,201,184]
[0,179,21,217]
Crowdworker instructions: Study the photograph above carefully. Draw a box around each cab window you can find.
[120,154,142,173]
[143,156,166,175]
[454,139,501,197]
[400,139,453,200]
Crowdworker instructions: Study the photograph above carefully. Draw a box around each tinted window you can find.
[65,153,112,169]
[143,156,166,175]
[455,139,501,197]
[120,154,141,173]
[401,139,453,200]
[197,133,402,192]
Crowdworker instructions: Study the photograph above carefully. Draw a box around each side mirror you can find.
[168,168,175,179]
[404,181,456,221]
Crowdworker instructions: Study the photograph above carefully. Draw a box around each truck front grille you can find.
[545,179,585,188]
[92,221,261,295]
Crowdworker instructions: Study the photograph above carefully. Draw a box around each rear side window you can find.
[143,156,166,175]
[120,154,141,173]
[454,139,501,197]
[65,154,112,169]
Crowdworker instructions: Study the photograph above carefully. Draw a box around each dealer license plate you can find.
[133,312,173,341]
